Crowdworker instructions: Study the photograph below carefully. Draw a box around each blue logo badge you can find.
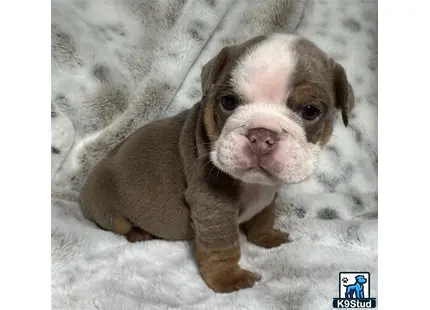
[332,272,377,308]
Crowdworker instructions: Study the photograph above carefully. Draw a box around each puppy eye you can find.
[220,96,238,111]
[301,105,322,121]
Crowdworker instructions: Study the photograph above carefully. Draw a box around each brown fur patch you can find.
[288,83,331,109]
[287,82,335,144]
[291,37,354,135]
[203,102,221,142]
[319,121,334,146]
[241,201,289,248]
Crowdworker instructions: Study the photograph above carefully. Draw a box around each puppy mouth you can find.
[215,148,278,182]
[218,142,283,182]
[242,158,281,181]
[246,166,279,181]
[242,154,313,185]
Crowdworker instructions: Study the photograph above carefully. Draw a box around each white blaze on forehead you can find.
[231,33,298,104]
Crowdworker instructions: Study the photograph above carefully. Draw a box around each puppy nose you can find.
[246,128,279,155]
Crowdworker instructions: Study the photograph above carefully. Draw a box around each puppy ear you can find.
[332,61,355,127]
[200,46,234,98]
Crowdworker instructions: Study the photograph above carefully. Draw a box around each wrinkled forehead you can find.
[230,34,330,103]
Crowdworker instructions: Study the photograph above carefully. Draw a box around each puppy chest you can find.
[238,184,278,224]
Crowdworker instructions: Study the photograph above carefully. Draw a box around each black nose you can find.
[246,128,279,156]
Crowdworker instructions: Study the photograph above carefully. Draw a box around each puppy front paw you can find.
[248,228,289,249]
[206,267,261,293]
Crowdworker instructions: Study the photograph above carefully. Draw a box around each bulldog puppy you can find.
[80,33,355,293]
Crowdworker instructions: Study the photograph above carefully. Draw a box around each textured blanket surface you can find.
[51,0,378,309]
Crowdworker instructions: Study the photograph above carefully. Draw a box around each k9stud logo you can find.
[332,272,376,308]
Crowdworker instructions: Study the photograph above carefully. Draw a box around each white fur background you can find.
[51,0,378,309]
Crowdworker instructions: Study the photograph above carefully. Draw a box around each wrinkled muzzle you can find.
[210,103,320,185]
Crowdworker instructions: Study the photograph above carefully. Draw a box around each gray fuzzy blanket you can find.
[51,0,378,309]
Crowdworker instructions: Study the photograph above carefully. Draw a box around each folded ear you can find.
[200,45,235,98]
[332,62,355,127]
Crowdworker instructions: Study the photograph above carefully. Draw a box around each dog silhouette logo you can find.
[333,272,377,308]
[343,274,367,299]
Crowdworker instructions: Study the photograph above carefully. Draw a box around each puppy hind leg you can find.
[92,207,157,242]
[125,227,157,243]
[93,209,133,235]
[80,178,133,237]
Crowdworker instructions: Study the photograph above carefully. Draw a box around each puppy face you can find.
[201,33,354,186]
